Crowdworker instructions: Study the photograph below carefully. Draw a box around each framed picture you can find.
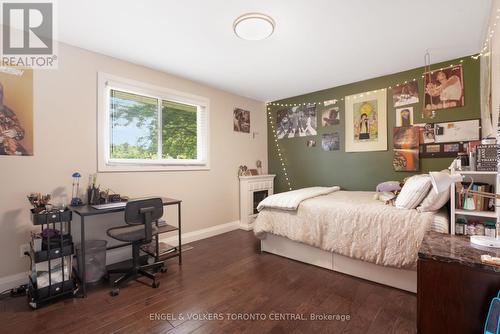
[0,68,33,156]
[276,104,317,139]
[392,81,419,107]
[248,169,259,176]
[393,127,419,171]
[321,107,340,127]
[233,108,250,133]
[424,65,464,112]
[321,132,340,151]
[345,89,387,152]
[396,107,414,127]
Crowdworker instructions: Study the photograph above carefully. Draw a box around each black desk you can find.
[72,197,182,297]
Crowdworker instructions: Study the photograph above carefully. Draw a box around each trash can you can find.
[76,240,107,283]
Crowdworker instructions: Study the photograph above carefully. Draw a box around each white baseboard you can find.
[238,221,254,231]
[159,220,240,245]
[0,271,28,293]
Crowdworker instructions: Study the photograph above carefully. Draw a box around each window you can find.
[98,73,209,171]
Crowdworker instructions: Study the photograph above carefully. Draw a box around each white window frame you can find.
[97,72,210,172]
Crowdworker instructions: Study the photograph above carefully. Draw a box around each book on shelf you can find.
[455,182,495,212]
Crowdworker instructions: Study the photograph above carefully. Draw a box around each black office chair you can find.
[106,198,166,296]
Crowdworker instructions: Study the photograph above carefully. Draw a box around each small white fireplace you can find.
[239,174,275,230]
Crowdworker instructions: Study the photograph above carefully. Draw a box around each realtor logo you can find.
[1,1,57,68]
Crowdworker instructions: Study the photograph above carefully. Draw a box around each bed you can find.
[253,188,449,293]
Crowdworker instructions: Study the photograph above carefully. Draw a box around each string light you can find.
[475,7,500,58]
[267,105,293,191]
[267,55,478,108]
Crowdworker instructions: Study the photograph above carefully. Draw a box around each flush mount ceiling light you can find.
[233,13,275,41]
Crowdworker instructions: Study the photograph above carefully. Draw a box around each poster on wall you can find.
[424,65,464,112]
[396,107,414,127]
[322,132,340,151]
[276,104,317,139]
[345,89,387,152]
[393,127,419,171]
[233,108,250,133]
[392,81,419,107]
[0,68,33,156]
[321,107,340,127]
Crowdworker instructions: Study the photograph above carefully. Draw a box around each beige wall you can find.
[0,43,267,278]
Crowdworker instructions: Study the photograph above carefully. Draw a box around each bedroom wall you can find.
[268,56,480,193]
[0,43,267,280]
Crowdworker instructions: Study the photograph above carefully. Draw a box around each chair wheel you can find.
[160,267,167,273]
[110,288,120,297]
[152,281,160,289]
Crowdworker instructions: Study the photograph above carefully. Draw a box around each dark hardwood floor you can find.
[0,230,416,334]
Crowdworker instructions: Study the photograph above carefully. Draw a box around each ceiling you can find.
[58,0,491,102]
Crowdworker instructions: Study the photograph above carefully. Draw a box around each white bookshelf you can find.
[450,169,499,235]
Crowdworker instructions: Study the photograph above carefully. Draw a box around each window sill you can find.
[98,162,210,172]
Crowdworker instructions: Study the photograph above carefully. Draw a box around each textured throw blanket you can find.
[254,191,433,269]
[257,186,340,211]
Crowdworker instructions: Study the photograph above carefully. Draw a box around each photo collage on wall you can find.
[268,60,473,170]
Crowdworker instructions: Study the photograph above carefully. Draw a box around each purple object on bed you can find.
[376,181,401,193]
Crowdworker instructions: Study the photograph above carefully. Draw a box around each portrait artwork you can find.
[345,89,387,152]
[321,107,340,127]
[396,107,414,127]
[353,100,378,142]
[424,65,464,112]
[233,108,250,133]
[0,68,33,156]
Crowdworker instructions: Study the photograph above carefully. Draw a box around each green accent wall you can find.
[268,56,480,193]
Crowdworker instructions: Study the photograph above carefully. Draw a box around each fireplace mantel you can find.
[239,174,275,230]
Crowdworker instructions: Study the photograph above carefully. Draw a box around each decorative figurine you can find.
[238,165,248,176]
[27,193,51,213]
[256,160,262,175]
[70,172,83,206]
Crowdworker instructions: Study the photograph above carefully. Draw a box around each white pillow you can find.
[417,170,450,212]
[395,174,432,209]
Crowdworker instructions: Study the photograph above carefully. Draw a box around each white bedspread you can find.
[254,191,434,269]
[257,186,340,211]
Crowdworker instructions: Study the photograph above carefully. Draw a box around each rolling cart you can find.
[28,209,78,309]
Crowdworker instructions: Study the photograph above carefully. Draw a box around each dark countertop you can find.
[419,231,500,273]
